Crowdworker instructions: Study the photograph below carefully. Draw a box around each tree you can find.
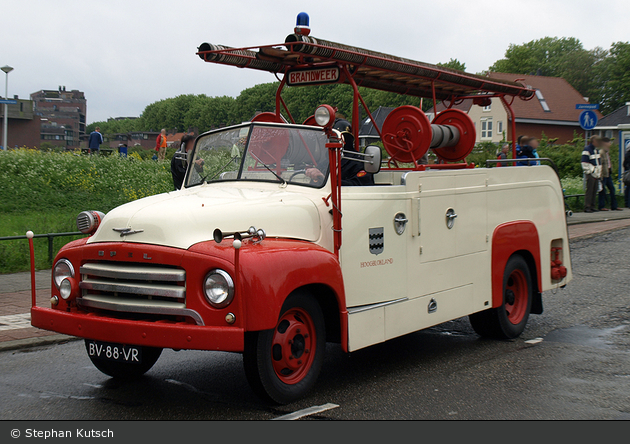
[598,42,630,113]
[489,37,605,101]
[438,58,467,72]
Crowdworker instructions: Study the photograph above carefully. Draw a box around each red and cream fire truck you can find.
[29,13,571,404]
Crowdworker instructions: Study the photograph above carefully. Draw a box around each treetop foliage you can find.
[489,37,630,114]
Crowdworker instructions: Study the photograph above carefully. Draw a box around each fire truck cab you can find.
[30,13,571,404]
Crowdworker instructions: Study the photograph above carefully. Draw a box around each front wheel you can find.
[243,293,326,404]
[85,340,162,379]
[469,255,533,339]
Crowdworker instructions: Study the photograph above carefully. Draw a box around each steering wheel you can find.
[288,169,307,181]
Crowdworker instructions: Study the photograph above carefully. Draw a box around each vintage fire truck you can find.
[29,13,571,404]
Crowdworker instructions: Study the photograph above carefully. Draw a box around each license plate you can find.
[86,340,142,363]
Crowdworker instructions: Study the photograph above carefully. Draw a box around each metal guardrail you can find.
[485,157,560,178]
[0,231,83,263]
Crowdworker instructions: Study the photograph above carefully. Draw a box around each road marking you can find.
[525,337,544,344]
[272,403,339,420]
[0,313,31,331]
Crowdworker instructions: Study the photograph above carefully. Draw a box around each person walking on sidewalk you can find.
[598,137,621,211]
[581,135,602,213]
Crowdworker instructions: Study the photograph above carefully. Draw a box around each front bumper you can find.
[31,307,244,352]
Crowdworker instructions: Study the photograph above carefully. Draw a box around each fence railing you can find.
[0,231,83,263]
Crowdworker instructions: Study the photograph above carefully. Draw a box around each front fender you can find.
[237,239,346,332]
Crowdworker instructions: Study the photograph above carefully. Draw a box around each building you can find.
[30,87,87,149]
[108,131,161,150]
[593,102,630,140]
[0,98,41,149]
[593,103,630,176]
[479,73,602,144]
[358,106,395,148]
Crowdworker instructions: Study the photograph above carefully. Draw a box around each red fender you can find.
[491,221,542,308]
[237,240,346,329]
[190,238,348,349]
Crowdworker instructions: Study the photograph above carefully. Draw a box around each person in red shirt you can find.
[155,129,167,161]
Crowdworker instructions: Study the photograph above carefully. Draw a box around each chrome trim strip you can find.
[347,297,409,315]
[80,263,186,282]
[78,295,204,326]
[79,278,185,299]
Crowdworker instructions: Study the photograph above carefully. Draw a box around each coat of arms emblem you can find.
[369,227,384,255]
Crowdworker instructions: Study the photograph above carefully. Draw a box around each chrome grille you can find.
[77,262,203,325]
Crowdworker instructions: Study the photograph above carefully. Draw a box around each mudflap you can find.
[531,291,543,315]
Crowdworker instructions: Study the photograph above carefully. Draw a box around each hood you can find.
[87,184,322,249]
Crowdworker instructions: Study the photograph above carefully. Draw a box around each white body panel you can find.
[343,165,571,351]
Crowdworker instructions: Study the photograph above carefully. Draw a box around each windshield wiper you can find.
[205,155,240,182]
[249,152,286,185]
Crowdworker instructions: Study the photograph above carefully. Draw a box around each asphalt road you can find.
[1,228,629,421]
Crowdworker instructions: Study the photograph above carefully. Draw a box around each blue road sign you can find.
[0,99,17,104]
[579,110,598,130]
[576,104,599,110]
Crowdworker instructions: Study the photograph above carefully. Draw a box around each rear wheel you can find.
[243,293,325,404]
[469,255,533,339]
[85,340,162,379]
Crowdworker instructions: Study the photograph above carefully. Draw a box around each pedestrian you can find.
[171,134,195,190]
[516,136,536,166]
[529,137,540,165]
[88,127,103,154]
[598,137,621,211]
[581,135,602,213]
[155,129,167,161]
[497,143,510,166]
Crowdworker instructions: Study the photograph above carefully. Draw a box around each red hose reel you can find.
[382,105,476,164]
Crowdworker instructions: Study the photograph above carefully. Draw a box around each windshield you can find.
[185,123,330,188]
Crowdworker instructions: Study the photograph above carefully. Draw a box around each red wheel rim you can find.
[271,307,317,385]
[505,269,528,324]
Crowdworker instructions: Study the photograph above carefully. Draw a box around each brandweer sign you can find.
[287,67,340,86]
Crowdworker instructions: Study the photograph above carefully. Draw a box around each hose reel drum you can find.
[382,105,476,164]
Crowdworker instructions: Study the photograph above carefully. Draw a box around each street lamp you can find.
[2,65,14,150]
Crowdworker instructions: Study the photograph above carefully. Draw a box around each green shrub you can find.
[0,149,174,272]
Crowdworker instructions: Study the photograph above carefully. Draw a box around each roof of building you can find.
[359,106,395,137]
[166,132,186,143]
[487,72,602,122]
[426,99,473,115]
[595,103,630,128]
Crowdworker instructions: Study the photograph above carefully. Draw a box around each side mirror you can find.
[364,145,382,174]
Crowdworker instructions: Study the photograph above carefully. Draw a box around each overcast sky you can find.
[2,0,626,124]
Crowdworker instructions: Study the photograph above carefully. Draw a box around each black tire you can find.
[469,255,533,339]
[85,340,162,379]
[243,293,326,404]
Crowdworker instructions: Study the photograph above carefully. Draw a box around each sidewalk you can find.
[2,209,630,352]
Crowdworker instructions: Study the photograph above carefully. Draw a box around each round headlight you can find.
[59,278,73,300]
[53,259,75,289]
[314,105,335,127]
[203,269,234,308]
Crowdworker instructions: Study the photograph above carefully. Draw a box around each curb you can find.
[0,334,80,353]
